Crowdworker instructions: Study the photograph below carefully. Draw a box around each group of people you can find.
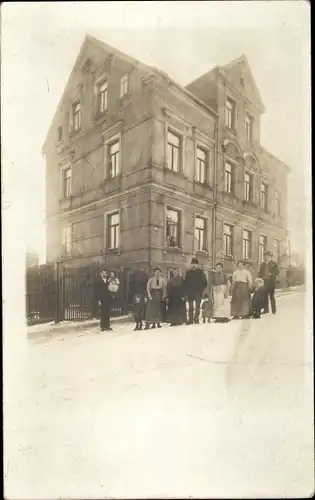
[95,251,279,332]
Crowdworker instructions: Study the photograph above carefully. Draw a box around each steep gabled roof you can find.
[218,54,265,112]
[42,34,153,154]
[186,54,265,113]
[43,34,218,154]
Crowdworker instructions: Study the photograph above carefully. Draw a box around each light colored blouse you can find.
[232,269,253,287]
[147,276,166,297]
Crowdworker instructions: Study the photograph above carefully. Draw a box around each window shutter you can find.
[68,108,73,134]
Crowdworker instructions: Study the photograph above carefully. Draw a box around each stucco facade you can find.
[43,37,289,281]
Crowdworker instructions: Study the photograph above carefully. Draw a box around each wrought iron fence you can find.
[26,262,129,326]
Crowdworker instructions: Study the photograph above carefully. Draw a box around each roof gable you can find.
[42,35,152,153]
[219,55,265,112]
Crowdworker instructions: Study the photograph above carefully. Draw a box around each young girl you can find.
[201,293,213,323]
[251,278,265,319]
[133,293,145,330]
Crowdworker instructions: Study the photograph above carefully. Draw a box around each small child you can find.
[251,278,265,319]
[201,293,213,323]
[133,294,145,330]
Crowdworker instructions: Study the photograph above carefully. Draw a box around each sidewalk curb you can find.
[27,314,133,339]
[27,287,303,340]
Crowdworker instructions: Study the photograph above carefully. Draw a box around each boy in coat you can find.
[184,257,207,324]
[251,278,265,319]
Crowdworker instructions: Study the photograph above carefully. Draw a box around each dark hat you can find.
[191,257,199,265]
[264,250,272,256]
[153,267,161,272]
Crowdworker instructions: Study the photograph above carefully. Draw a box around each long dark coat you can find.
[166,275,186,325]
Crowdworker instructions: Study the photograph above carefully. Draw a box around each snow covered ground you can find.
[4,289,314,498]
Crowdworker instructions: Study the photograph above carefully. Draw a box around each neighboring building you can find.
[43,36,289,280]
[26,252,39,269]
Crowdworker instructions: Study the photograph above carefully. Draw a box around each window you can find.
[108,140,120,178]
[63,168,72,198]
[195,216,207,252]
[274,239,281,262]
[225,97,236,129]
[242,229,252,260]
[275,190,281,216]
[57,126,63,142]
[244,172,253,202]
[62,226,72,257]
[224,162,233,193]
[223,224,233,256]
[98,80,108,113]
[245,113,253,142]
[120,74,129,97]
[259,235,267,262]
[166,208,181,248]
[107,212,120,249]
[196,146,208,183]
[72,101,81,132]
[167,130,181,172]
[260,182,268,211]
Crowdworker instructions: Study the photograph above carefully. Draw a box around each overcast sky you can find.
[2,1,311,263]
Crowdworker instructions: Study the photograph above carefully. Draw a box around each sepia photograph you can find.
[2,1,313,498]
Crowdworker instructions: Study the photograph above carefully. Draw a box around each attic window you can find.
[57,126,63,142]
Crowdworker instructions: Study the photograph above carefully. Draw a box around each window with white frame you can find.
[244,172,253,202]
[120,74,129,97]
[166,208,181,248]
[242,229,252,260]
[260,182,268,211]
[108,140,120,178]
[63,167,72,198]
[259,235,267,262]
[225,97,236,129]
[107,212,120,249]
[167,130,181,172]
[274,239,281,262]
[195,216,207,252]
[223,224,233,255]
[275,190,281,216]
[62,226,72,257]
[72,101,81,132]
[196,146,207,183]
[97,80,108,113]
[224,161,233,193]
[245,112,253,142]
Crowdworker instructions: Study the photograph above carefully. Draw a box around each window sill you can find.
[194,181,212,189]
[94,110,108,121]
[224,254,234,260]
[117,92,131,103]
[163,166,186,178]
[224,126,237,135]
[196,250,209,256]
[165,246,183,254]
[104,247,121,256]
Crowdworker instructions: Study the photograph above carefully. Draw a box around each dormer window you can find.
[120,74,129,97]
[57,126,63,143]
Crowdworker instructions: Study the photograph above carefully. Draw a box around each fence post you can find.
[55,261,61,323]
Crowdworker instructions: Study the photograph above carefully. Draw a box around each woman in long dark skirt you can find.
[230,260,253,319]
[144,268,166,329]
[166,268,186,326]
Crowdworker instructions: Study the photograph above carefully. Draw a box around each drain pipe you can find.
[212,119,219,270]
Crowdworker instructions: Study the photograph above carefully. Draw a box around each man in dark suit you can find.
[184,257,207,324]
[258,250,279,314]
[95,268,113,331]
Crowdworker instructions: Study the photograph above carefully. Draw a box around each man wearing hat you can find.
[184,257,207,324]
[258,250,279,314]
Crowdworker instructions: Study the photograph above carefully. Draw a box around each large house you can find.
[43,34,289,281]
